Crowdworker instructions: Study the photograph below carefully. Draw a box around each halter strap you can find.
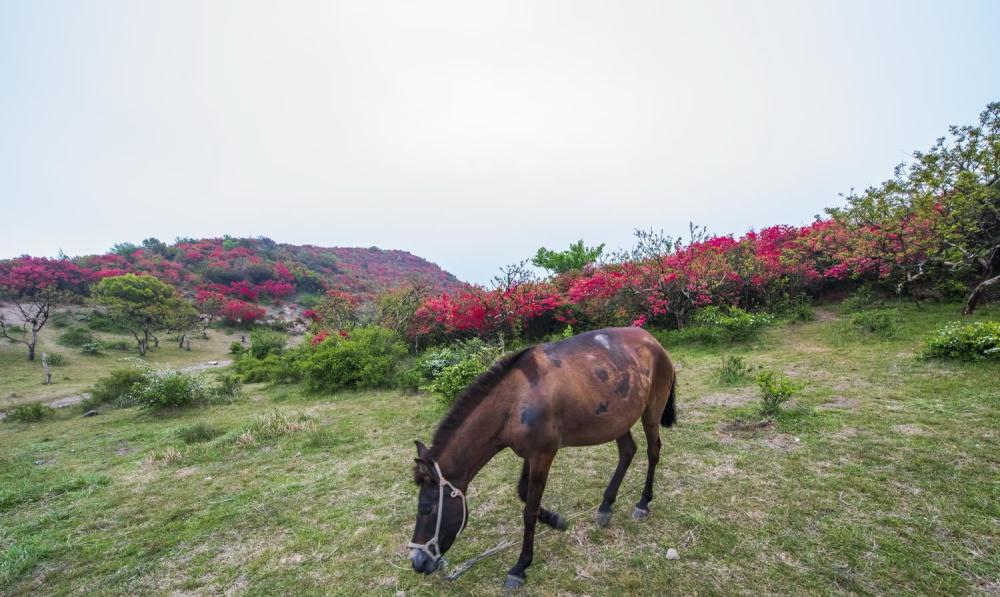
[407,461,467,562]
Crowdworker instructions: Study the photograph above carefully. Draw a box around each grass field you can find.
[0,307,245,410]
[1,302,998,595]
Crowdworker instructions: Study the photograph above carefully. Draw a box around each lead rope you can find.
[407,461,467,562]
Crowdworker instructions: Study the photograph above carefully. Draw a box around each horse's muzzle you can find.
[408,548,441,574]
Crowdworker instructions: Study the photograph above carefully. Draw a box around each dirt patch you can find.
[762,434,801,451]
[114,442,137,456]
[814,308,839,322]
[893,424,927,436]
[703,460,738,480]
[180,359,233,373]
[831,427,859,439]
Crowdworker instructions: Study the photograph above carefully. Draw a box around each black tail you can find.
[660,376,677,427]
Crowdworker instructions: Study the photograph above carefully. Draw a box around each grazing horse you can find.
[408,327,677,589]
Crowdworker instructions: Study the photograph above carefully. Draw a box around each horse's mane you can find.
[428,347,532,457]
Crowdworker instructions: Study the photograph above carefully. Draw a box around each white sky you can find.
[2,0,998,283]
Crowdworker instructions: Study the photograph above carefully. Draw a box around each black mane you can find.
[428,347,532,457]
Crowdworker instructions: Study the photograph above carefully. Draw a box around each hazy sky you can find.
[2,1,998,283]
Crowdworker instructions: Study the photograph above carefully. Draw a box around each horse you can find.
[407,326,677,589]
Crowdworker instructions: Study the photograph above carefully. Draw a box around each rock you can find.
[666,548,680,560]
[208,360,219,366]
[83,410,99,417]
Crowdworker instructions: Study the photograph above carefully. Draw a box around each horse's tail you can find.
[660,374,677,427]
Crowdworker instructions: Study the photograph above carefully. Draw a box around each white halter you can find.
[408,461,467,561]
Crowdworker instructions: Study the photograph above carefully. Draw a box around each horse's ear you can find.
[414,440,430,463]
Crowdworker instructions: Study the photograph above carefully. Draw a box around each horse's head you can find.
[407,440,467,574]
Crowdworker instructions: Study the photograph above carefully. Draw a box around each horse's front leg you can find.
[504,450,555,590]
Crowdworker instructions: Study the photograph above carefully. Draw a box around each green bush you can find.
[80,342,104,356]
[176,422,224,444]
[422,340,506,403]
[4,402,54,423]
[131,371,206,409]
[850,308,897,337]
[924,321,1000,360]
[298,326,407,392]
[43,352,66,366]
[58,327,94,347]
[213,373,244,401]
[88,367,149,406]
[717,354,753,384]
[771,294,816,323]
[234,353,302,384]
[657,306,772,345]
[84,312,120,332]
[841,286,883,314]
[756,370,804,418]
[51,312,72,329]
[249,330,286,359]
[229,341,247,356]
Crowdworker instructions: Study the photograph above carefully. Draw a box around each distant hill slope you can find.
[63,236,463,305]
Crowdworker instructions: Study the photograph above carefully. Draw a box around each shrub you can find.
[85,312,120,332]
[850,308,897,337]
[229,341,247,356]
[249,329,286,359]
[716,354,753,384]
[694,306,773,342]
[51,312,72,329]
[841,286,882,314]
[43,352,66,366]
[771,294,816,323]
[213,373,244,401]
[130,371,206,409]
[924,321,1000,360]
[80,342,104,356]
[58,327,94,347]
[422,340,506,403]
[176,422,224,444]
[89,367,148,406]
[232,410,315,447]
[234,353,302,384]
[102,340,132,352]
[4,402,54,423]
[298,326,407,392]
[756,370,804,418]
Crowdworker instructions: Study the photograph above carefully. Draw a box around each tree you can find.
[93,274,185,356]
[0,257,88,361]
[532,240,605,275]
[831,102,1000,313]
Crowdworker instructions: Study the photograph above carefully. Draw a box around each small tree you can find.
[532,239,605,274]
[0,257,88,361]
[93,274,186,356]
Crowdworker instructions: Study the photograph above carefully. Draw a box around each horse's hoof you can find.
[632,506,650,520]
[503,574,526,591]
[551,513,569,531]
[596,511,613,528]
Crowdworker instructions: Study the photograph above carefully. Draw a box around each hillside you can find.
[38,236,463,307]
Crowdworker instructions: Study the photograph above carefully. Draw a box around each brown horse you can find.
[408,327,677,589]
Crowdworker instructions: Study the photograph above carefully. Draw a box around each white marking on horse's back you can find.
[594,334,610,349]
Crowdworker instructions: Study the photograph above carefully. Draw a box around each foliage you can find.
[298,326,407,392]
[43,352,65,366]
[716,354,753,384]
[249,329,286,359]
[92,274,194,356]
[80,342,104,356]
[4,402,54,423]
[214,373,244,401]
[840,285,883,314]
[850,308,898,337]
[532,239,605,274]
[770,293,816,322]
[923,320,1000,360]
[88,367,149,406]
[129,370,206,409]
[755,370,804,418]
[58,327,95,348]
[234,353,302,384]
[229,341,246,355]
[421,340,506,403]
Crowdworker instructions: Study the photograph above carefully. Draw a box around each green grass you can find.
[0,307,246,410]
[1,302,998,594]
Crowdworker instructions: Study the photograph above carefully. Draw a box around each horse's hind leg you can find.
[634,419,662,519]
[517,459,568,530]
[596,431,636,527]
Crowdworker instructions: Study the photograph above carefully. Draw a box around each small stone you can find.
[34,460,45,465]
[666,548,680,560]
[83,410,99,417]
